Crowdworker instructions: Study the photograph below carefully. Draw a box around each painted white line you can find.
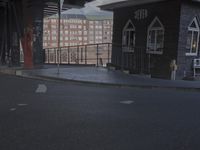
[35,84,47,93]
[10,108,17,111]
[17,104,28,107]
[120,100,134,105]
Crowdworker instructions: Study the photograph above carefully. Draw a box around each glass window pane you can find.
[186,31,192,50]
[148,30,156,50]
[156,30,164,49]
[147,18,164,53]
[130,31,135,47]
[123,20,135,51]
[150,30,156,44]
[192,31,198,53]
[123,34,126,45]
[126,31,129,46]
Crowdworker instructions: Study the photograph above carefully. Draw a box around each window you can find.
[78,31,82,35]
[52,36,57,40]
[52,31,57,34]
[122,20,136,52]
[186,17,200,56]
[147,17,164,54]
[43,43,47,47]
[65,37,68,40]
[84,37,87,41]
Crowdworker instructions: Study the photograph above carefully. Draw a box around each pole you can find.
[57,0,61,74]
[108,43,110,63]
[8,0,12,66]
[97,44,99,67]
[85,45,87,65]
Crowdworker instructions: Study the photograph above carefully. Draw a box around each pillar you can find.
[21,0,44,68]
[31,1,44,66]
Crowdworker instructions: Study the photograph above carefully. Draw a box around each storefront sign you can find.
[134,9,148,20]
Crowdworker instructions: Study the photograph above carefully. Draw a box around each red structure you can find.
[0,0,93,68]
[21,20,33,68]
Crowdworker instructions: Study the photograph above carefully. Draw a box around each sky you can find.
[63,0,126,16]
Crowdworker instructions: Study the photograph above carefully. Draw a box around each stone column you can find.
[31,0,44,66]
[21,0,44,68]
[10,1,20,66]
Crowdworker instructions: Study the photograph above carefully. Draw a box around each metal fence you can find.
[44,43,112,67]
[111,44,152,74]
[20,43,152,74]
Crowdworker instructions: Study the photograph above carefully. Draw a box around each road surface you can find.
[0,74,200,150]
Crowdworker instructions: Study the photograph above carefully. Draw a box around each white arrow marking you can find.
[35,84,47,93]
[10,108,17,111]
[120,100,134,105]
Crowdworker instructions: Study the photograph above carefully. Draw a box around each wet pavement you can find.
[1,74,200,150]
[15,66,200,90]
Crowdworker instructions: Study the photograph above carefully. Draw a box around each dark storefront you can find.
[101,0,200,79]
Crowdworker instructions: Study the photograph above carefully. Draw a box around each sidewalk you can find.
[1,65,199,91]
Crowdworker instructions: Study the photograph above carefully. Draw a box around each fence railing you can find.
[43,43,112,67]
[20,43,152,74]
[111,44,152,74]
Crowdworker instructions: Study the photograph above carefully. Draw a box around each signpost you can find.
[57,0,64,74]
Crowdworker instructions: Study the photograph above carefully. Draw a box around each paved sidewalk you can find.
[13,66,200,90]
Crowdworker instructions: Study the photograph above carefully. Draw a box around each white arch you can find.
[148,16,164,30]
[147,16,165,54]
[188,17,200,31]
[123,19,135,32]
[122,20,136,52]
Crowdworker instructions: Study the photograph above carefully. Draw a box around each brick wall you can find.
[177,1,200,78]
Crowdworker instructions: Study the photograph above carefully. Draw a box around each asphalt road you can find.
[0,73,200,150]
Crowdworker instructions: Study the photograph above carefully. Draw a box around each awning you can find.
[43,2,80,17]
[43,0,94,17]
[99,0,168,11]
[0,0,93,17]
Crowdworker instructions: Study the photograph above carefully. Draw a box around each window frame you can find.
[146,17,165,55]
[186,17,200,56]
[122,20,136,52]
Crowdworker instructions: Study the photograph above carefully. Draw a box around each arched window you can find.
[147,17,164,54]
[186,17,200,56]
[122,20,136,52]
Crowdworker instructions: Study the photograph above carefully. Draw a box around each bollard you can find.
[170,59,177,80]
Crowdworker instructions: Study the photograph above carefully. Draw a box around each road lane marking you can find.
[10,108,17,111]
[17,104,28,106]
[120,100,134,105]
[35,84,47,93]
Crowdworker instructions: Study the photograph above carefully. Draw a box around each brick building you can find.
[101,0,200,79]
[43,14,113,48]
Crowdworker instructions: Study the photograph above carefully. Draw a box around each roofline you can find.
[99,0,168,11]
[43,0,94,18]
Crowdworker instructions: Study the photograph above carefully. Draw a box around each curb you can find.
[18,74,200,92]
[1,68,200,91]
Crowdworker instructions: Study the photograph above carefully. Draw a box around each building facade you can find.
[101,0,200,79]
[43,14,113,48]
